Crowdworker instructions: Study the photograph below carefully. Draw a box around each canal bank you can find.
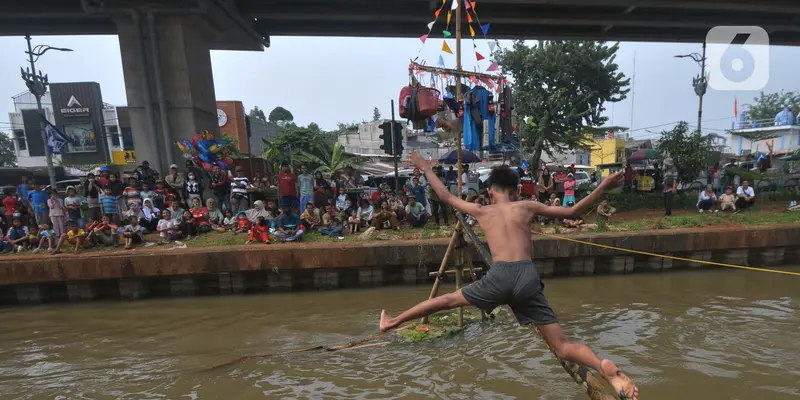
[1,225,798,305]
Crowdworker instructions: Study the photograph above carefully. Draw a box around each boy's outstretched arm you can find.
[529,172,624,219]
[408,152,481,216]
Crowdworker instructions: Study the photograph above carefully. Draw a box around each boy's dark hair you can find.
[67,220,78,227]
[257,216,267,226]
[488,165,519,192]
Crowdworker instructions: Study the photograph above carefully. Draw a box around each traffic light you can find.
[378,122,393,155]
[392,121,404,157]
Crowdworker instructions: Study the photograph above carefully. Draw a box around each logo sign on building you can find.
[60,95,90,117]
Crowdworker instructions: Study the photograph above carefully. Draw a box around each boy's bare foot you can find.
[599,359,638,400]
[245,240,252,244]
[379,310,396,333]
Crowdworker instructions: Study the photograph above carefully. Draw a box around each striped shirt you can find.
[231,177,250,196]
[99,194,118,215]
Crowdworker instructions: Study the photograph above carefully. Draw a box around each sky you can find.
[1,34,799,144]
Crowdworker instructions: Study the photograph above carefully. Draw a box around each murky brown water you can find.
[1,267,799,399]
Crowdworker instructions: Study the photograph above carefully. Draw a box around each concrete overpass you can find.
[4,0,800,172]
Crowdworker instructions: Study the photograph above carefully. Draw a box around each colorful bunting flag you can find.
[471,1,476,10]
[447,11,451,25]
[488,41,497,52]
[416,69,425,75]
[420,34,429,43]
[442,41,453,54]
[435,9,441,18]
[464,0,471,9]
[427,21,435,31]
[438,55,445,66]
[481,23,491,36]
[469,76,480,85]
[469,26,475,37]
[451,0,459,9]
[443,30,452,37]
[486,61,499,71]
[468,13,473,23]
[476,51,485,61]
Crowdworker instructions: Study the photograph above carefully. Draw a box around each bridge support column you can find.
[115,14,218,173]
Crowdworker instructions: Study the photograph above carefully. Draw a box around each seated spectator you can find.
[347,209,360,234]
[245,200,274,230]
[222,210,236,232]
[156,209,182,243]
[335,187,349,212]
[92,215,119,247]
[245,216,271,244]
[7,217,30,252]
[235,212,251,234]
[735,180,755,211]
[206,198,224,226]
[300,201,322,230]
[167,201,185,225]
[562,202,584,228]
[121,216,146,250]
[180,210,200,238]
[718,186,736,212]
[140,198,160,233]
[124,201,145,222]
[26,225,41,252]
[697,184,717,213]
[387,192,406,220]
[596,199,617,223]
[265,200,281,218]
[53,220,93,254]
[189,198,215,233]
[357,199,374,227]
[319,205,344,237]
[405,195,428,227]
[549,193,562,207]
[371,200,400,231]
[274,206,304,242]
[34,223,57,253]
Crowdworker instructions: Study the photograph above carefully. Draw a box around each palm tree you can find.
[294,141,368,176]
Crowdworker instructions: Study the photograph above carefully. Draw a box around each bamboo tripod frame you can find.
[420,213,620,400]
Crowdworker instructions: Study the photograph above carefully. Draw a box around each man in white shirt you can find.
[735,179,755,211]
[461,164,470,199]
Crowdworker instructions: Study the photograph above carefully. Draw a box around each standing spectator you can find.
[553,166,568,201]
[409,177,426,207]
[563,173,577,207]
[428,167,449,226]
[17,176,31,211]
[319,205,344,237]
[662,165,678,216]
[623,163,634,192]
[100,187,118,223]
[97,166,111,186]
[185,160,204,189]
[3,188,19,226]
[405,195,428,227]
[537,167,553,203]
[297,165,315,213]
[123,177,141,209]
[64,186,85,229]
[104,173,125,220]
[460,165,469,199]
[371,200,400,231]
[446,166,457,185]
[405,168,428,193]
[184,171,202,206]
[735,180,756,211]
[697,185,717,213]
[709,162,719,186]
[314,171,333,207]
[139,182,155,203]
[28,182,50,226]
[230,166,251,213]
[209,164,231,212]
[357,199,374,227]
[718,186,736,212]
[135,160,158,188]
[275,206,304,242]
[165,164,185,205]
[84,173,103,222]
[277,163,298,210]
[596,200,616,223]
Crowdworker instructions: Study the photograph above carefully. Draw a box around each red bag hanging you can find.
[416,87,441,117]
[398,86,413,119]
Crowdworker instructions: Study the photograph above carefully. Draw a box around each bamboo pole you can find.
[421,222,461,324]
[409,62,503,80]
[453,0,465,333]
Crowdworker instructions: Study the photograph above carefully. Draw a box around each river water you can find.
[1,268,799,399]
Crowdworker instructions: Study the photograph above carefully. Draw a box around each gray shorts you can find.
[462,260,558,326]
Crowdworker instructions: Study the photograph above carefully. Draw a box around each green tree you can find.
[0,133,18,167]
[307,122,322,135]
[262,125,332,164]
[494,41,629,171]
[248,106,266,121]
[745,90,800,124]
[656,122,712,182]
[268,106,294,124]
[294,140,368,176]
[372,107,382,121]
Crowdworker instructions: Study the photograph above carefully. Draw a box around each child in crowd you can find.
[153,180,168,210]
[47,188,66,238]
[563,173,576,207]
[29,182,50,226]
[596,199,617,223]
[7,217,29,252]
[100,187,118,223]
[245,216,270,244]
[140,198,160,232]
[52,220,91,254]
[92,215,119,247]
[84,173,103,222]
[122,216,146,250]
[123,177,141,209]
[180,210,199,238]
[549,193,562,207]
[35,223,57,253]
[139,182,154,203]
[300,202,321,231]
[347,209,360,234]
[124,201,144,223]
[222,210,236,232]
[157,209,182,243]
[3,188,18,226]
[26,225,41,252]
[64,186,85,229]
[185,172,202,206]
[235,212,251,234]
[265,200,281,218]
[718,186,736,212]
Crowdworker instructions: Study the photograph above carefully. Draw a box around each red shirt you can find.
[3,197,19,216]
[191,207,210,225]
[278,172,298,197]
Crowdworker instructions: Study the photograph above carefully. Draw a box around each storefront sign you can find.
[60,95,90,117]
[112,150,137,165]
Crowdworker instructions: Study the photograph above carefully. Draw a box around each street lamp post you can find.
[675,40,708,134]
[20,34,73,188]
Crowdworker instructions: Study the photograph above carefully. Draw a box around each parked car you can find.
[43,178,84,197]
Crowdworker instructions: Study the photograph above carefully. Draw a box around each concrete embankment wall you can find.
[1,225,798,305]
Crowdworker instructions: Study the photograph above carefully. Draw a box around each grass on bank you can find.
[587,208,800,233]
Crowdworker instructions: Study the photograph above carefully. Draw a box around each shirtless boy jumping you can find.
[380,152,638,400]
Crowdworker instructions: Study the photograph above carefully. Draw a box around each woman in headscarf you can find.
[206,198,224,226]
[140,198,160,233]
[245,200,274,229]
[123,201,145,222]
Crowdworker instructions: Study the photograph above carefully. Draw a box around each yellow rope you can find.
[534,232,800,277]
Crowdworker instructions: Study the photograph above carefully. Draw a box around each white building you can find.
[728,125,800,156]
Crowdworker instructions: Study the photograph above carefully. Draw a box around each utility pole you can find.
[390,99,400,191]
[675,40,708,134]
[20,34,72,188]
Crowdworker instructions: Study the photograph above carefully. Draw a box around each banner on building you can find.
[42,117,78,155]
